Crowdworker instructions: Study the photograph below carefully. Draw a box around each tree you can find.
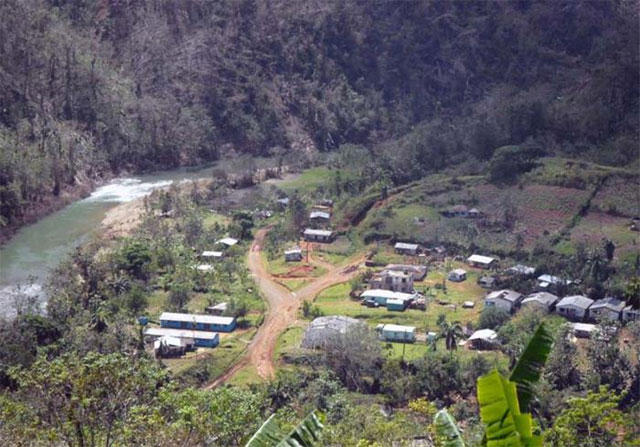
[544,324,581,390]
[438,319,464,352]
[488,145,542,183]
[477,306,510,330]
[118,240,152,280]
[543,387,630,447]
[231,210,254,240]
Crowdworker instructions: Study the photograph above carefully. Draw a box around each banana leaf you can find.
[477,369,542,447]
[245,410,325,447]
[508,323,554,413]
[434,409,466,447]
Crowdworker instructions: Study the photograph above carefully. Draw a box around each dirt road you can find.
[205,228,363,388]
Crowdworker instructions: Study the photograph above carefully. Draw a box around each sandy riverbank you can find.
[101,199,146,239]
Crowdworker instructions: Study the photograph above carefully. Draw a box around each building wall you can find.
[556,305,586,319]
[382,330,415,342]
[485,298,512,313]
[161,319,236,332]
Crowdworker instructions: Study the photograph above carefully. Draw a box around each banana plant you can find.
[432,323,554,447]
[245,410,325,447]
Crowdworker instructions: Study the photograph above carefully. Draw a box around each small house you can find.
[217,237,239,248]
[377,324,416,343]
[284,246,303,262]
[507,264,535,276]
[536,274,572,293]
[467,254,498,269]
[394,242,420,256]
[623,305,640,322]
[555,295,594,321]
[462,301,475,309]
[478,276,497,289]
[301,316,363,349]
[202,250,223,259]
[159,312,236,332]
[309,210,331,222]
[521,292,559,312]
[589,297,625,321]
[386,298,410,311]
[448,269,467,282]
[385,264,428,281]
[195,264,214,272]
[153,335,188,358]
[465,329,497,350]
[484,289,524,313]
[442,205,469,217]
[361,289,416,308]
[205,302,228,316]
[370,270,414,293]
[144,327,220,348]
[570,322,598,339]
[303,228,335,243]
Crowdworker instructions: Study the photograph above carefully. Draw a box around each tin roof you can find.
[159,312,235,326]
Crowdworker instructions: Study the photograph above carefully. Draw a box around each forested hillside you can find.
[1,0,638,236]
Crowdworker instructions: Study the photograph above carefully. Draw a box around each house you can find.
[309,210,331,222]
[216,237,239,248]
[478,276,497,289]
[385,264,428,281]
[462,301,475,308]
[159,312,236,332]
[370,270,414,293]
[205,302,228,316]
[301,316,363,349]
[623,305,640,322]
[426,245,447,259]
[202,250,223,259]
[361,289,417,308]
[377,324,416,343]
[521,292,559,312]
[507,264,536,276]
[536,274,572,293]
[448,269,467,282]
[484,289,524,313]
[555,295,594,321]
[276,197,290,208]
[468,208,482,218]
[570,322,598,339]
[441,204,468,217]
[195,264,214,272]
[589,297,625,321]
[394,242,420,255]
[153,335,188,358]
[465,329,497,350]
[303,228,335,243]
[386,298,411,311]
[467,254,498,269]
[284,246,303,262]
[143,327,220,348]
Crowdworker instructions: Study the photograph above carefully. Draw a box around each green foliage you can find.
[434,409,466,447]
[246,410,325,447]
[489,145,543,183]
[118,240,152,280]
[478,307,511,330]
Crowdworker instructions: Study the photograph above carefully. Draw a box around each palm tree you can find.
[438,319,465,352]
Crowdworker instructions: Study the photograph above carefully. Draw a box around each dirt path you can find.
[204,227,363,388]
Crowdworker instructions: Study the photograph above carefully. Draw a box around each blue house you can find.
[159,312,237,332]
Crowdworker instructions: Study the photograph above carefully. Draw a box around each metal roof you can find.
[486,289,523,303]
[144,327,219,340]
[467,329,497,342]
[590,297,625,312]
[303,228,334,236]
[395,242,419,250]
[381,324,416,333]
[361,289,416,301]
[310,211,331,219]
[522,292,559,306]
[467,254,496,264]
[217,237,238,246]
[301,315,363,348]
[202,251,223,257]
[450,268,467,275]
[557,295,594,309]
[159,312,235,326]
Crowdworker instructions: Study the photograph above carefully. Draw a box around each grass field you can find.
[566,211,638,262]
[313,261,487,333]
[277,167,333,195]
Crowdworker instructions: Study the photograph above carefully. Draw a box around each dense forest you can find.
[1,0,638,233]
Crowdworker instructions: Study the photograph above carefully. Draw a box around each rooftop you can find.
[303,228,334,236]
[217,237,238,246]
[450,268,467,275]
[159,312,235,326]
[310,211,331,219]
[557,295,594,309]
[522,292,559,306]
[467,329,497,342]
[380,324,416,333]
[486,289,523,303]
[468,254,496,264]
[395,242,419,250]
[361,289,417,301]
[144,327,219,340]
[508,264,535,275]
[202,251,223,257]
[590,297,625,312]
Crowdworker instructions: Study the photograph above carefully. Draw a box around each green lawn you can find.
[277,167,333,194]
[228,364,264,387]
[262,251,327,278]
[203,212,230,228]
[274,326,305,362]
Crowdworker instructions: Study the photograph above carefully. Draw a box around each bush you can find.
[477,307,511,330]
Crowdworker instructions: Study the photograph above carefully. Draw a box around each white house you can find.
[555,295,594,320]
[370,270,414,293]
[465,329,497,350]
[536,274,572,293]
[216,237,239,248]
[202,250,223,259]
[507,264,536,276]
[521,292,559,312]
[309,210,331,221]
[361,289,417,307]
[385,264,428,281]
[448,269,467,282]
[589,297,625,321]
[394,242,420,255]
[570,322,598,339]
[284,247,303,262]
[467,254,498,269]
[377,324,416,343]
[484,289,524,313]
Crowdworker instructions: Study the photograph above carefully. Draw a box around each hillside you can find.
[1,0,638,238]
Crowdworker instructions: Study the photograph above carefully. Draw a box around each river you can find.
[0,159,278,316]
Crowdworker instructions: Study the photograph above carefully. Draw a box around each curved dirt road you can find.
[205,227,363,388]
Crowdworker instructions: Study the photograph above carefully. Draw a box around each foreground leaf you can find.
[434,409,466,447]
[508,323,554,413]
[245,410,325,447]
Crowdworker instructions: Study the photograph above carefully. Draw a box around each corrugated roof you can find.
[522,292,558,306]
[486,289,522,303]
[304,228,334,236]
[159,312,235,326]
[395,242,419,250]
[361,289,416,301]
[590,297,625,312]
[144,327,219,340]
[217,237,238,246]
[202,251,223,257]
[450,269,467,275]
[557,295,594,309]
[310,211,331,219]
[467,329,497,342]
[467,254,496,264]
[381,324,416,333]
